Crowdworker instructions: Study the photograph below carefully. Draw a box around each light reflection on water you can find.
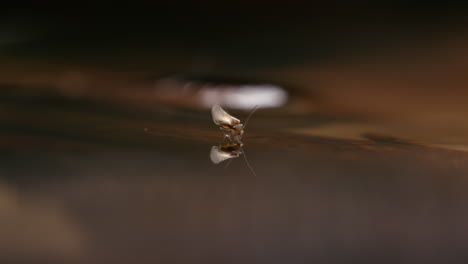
[1,93,468,263]
[153,77,290,110]
[198,84,288,109]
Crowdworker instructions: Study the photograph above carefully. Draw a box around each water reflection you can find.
[210,142,243,164]
[2,90,468,263]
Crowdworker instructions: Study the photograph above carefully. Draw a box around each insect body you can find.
[211,104,244,143]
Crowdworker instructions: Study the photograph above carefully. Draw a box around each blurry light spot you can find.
[199,84,288,110]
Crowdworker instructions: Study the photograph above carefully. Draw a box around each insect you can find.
[211,104,257,143]
[210,105,258,176]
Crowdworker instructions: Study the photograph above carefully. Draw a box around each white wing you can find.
[210,146,237,164]
[211,105,240,126]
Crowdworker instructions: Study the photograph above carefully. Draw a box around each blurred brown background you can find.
[1,2,468,263]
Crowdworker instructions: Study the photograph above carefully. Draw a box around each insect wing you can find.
[211,105,240,127]
[210,146,237,164]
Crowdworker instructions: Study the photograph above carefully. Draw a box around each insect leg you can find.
[243,105,259,129]
[219,127,234,142]
[241,147,257,177]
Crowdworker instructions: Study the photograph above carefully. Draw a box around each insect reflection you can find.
[210,105,257,176]
[210,142,243,164]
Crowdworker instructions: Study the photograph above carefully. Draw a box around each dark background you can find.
[3,2,468,65]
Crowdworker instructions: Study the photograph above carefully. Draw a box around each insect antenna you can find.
[241,147,257,177]
[242,105,259,129]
